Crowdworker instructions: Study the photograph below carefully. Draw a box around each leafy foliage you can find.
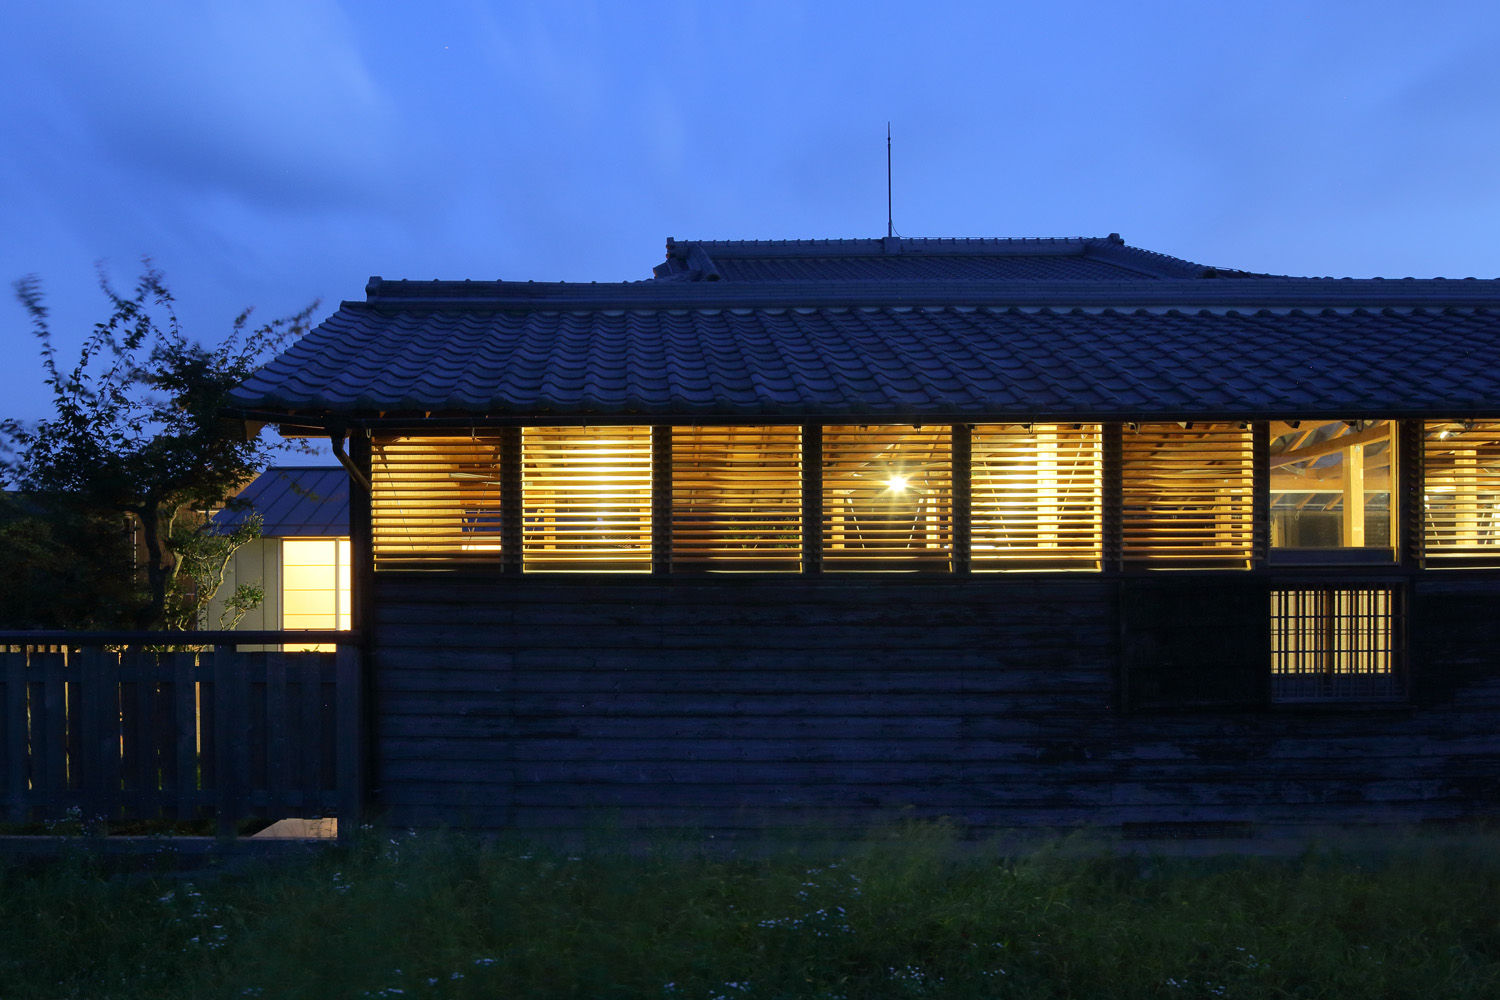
[0,264,316,629]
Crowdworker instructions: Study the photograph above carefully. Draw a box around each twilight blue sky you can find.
[3,1,1499,427]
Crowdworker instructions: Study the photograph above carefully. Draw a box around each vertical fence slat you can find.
[174,652,198,822]
[265,652,288,819]
[4,652,26,824]
[301,654,325,814]
[336,644,362,840]
[40,653,67,816]
[80,647,117,826]
[213,645,247,839]
[132,654,160,819]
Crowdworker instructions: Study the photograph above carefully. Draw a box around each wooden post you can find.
[4,651,26,824]
[212,645,245,841]
[801,425,822,574]
[652,426,672,575]
[1344,442,1367,547]
[500,426,523,574]
[1252,422,1269,568]
[173,652,197,822]
[952,425,971,574]
[1102,423,1123,572]
[1398,419,1423,568]
[336,643,364,842]
[78,646,115,826]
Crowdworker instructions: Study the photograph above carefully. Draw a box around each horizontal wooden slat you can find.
[1424,420,1500,565]
[523,425,652,572]
[671,426,800,569]
[372,435,504,567]
[822,425,952,570]
[972,423,1102,570]
[1121,422,1254,568]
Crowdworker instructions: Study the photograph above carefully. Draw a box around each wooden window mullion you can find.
[1102,423,1123,572]
[500,426,522,574]
[1398,419,1422,569]
[1252,421,1269,569]
[952,424,972,574]
[652,426,672,574]
[802,424,822,574]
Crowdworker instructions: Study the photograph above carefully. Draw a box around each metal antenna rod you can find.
[886,123,893,238]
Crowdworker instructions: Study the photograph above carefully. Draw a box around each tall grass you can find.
[2,823,1498,998]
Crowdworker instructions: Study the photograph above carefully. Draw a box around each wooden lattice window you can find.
[1271,586,1403,701]
[972,423,1102,570]
[671,426,801,571]
[371,435,504,569]
[1121,422,1255,569]
[822,425,951,570]
[1424,420,1500,566]
[522,426,652,572]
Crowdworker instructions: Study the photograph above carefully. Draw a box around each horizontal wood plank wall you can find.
[370,574,1500,836]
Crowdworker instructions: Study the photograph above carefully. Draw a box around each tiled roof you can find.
[214,467,348,536]
[228,287,1500,422]
[651,236,1237,282]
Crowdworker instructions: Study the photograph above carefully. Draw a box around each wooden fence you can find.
[0,632,361,839]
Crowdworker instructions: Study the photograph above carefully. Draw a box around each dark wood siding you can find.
[370,573,1500,836]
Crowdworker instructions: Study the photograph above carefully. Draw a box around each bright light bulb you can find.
[887,475,909,493]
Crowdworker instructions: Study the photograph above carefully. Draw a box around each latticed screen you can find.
[972,423,1103,570]
[671,426,801,570]
[522,426,652,571]
[371,435,504,568]
[1424,421,1500,566]
[1271,587,1402,701]
[822,425,952,570]
[1121,422,1256,568]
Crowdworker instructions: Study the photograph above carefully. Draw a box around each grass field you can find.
[2,822,1497,999]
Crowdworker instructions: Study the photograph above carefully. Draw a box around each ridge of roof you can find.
[360,275,1500,312]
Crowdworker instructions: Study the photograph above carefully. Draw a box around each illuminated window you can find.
[281,538,351,651]
[671,426,801,571]
[972,423,1102,571]
[1423,420,1500,566]
[822,425,951,570]
[1269,419,1395,555]
[1121,422,1255,569]
[523,426,652,572]
[1271,586,1403,701]
[371,435,503,568]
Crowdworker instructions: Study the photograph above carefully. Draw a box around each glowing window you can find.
[671,426,801,571]
[281,538,351,651]
[1121,422,1255,569]
[972,423,1102,571]
[822,425,952,570]
[523,426,652,572]
[1271,586,1403,701]
[371,435,504,568]
[1424,420,1500,566]
[1269,419,1395,554]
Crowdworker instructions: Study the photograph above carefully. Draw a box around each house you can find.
[208,466,351,643]
[225,234,1500,839]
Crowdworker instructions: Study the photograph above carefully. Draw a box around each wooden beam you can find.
[1269,423,1391,468]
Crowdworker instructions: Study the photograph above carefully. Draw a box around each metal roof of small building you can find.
[214,466,348,536]
[227,235,1500,425]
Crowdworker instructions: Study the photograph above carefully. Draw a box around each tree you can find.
[0,264,317,630]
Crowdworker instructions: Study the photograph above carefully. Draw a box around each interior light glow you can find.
[887,474,909,493]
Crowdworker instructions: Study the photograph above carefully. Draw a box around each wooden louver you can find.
[371,435,504,569]
[671,426,801,570]
[822,425,952,570]
[523,426,652,571]
[971,423,1103,570]
[1423,420,1500,566]
[1121,422,1255,568]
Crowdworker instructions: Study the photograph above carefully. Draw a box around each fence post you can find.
[77,647,122,827]
[213,645,248,840]
[4,651,26,824]
[336,643,363,843]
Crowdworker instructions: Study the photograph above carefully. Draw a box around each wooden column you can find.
[1102,423,1124,572]
[1251,421,1269,568]
[652,426,672,575]
[1398,419,1424,569]
[349,432,375,629]
[802,425,822,574]
[499,427,523,574]
[951,424,972,574]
